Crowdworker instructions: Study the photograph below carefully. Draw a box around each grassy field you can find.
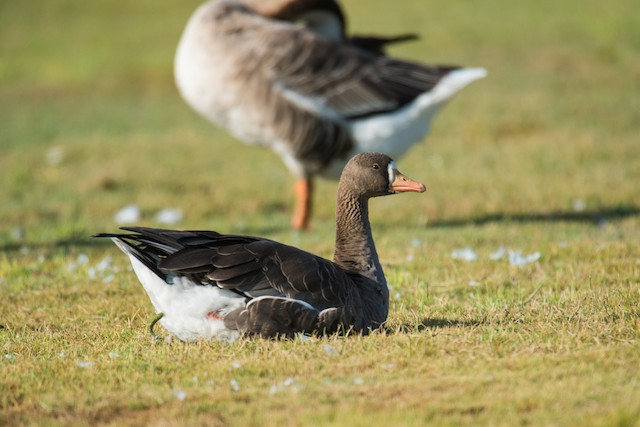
[1,0,639,425]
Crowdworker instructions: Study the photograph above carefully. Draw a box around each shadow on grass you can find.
[385,317,483,334]
[3,205,637,253]
[418,318,482,329]
[428,205,639,228]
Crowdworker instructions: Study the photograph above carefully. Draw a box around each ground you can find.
[1,0,639,425]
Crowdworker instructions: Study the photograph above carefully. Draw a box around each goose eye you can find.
[372,163,380,170]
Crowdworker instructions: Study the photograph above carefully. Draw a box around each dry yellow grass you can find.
[1,0,639,425]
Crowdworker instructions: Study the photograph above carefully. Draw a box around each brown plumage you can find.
[175,0,485,229]
[96,153,425,340]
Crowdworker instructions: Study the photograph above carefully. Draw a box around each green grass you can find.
[1,0,639,425]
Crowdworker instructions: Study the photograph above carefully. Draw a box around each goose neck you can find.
[333,190,382,281]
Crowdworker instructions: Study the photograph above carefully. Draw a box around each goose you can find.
[175,0,483,229]
[96,152,425,341]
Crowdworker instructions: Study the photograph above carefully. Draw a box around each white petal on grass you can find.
[173,389,187,401]
[451,247,478,261]
[46,146,64,165]
[155,208,183,225]
[76,361,94,368]
[573,199,586,212]
[353,377,364,385]
[489,246,506,260]
[114,205,141,224]
[381,363,396,370]
[108,352,120,358]
[468,280,479,287]
[296,333,312,343]
[324,345,337,356]
[270,377,300,395]
[95,256,112,271]
[5,353,15,360]
[10,227,25,241]
[231,361,242,369]
[67,254,89,272]
[508,250,541,266]
[230,379,240,392]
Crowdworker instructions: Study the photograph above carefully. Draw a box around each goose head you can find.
[340,152,426,199]
[241,0,346,42]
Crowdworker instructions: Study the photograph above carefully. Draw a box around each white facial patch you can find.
[387,161,396,191]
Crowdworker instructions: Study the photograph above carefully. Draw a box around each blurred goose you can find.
[175,0,484,229]
[96,153,425,341]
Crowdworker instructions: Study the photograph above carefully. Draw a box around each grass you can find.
[1,0,639,425]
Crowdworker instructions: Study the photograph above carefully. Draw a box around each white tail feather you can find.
[340,67,487,174]
[111,237,245,341]
[423,67,487,107]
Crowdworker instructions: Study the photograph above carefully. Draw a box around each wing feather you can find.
[118,227,355,308]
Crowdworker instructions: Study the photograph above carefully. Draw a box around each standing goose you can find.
[96,153,425,341]
[175,0,484,229]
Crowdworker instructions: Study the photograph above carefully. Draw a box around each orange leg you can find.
[292,178,313,230]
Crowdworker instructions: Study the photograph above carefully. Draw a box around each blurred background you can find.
[1,0,638,245]
[1,2,639,424]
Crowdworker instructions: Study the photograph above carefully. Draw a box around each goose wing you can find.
[111,227,355,309]
[163,234,354,309]
[256,18,459,120]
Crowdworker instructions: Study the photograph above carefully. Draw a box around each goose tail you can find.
[426,67,487,106]
[94,233,170,314]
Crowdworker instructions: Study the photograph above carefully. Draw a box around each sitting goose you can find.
[96,153,425,341]
[175,0,485,229]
